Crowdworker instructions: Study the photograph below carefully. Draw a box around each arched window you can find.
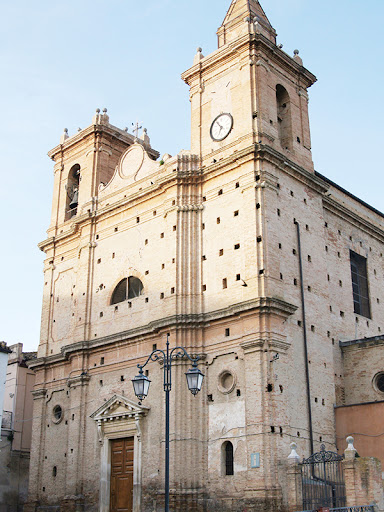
[111,277,144,305]
[65,164,80,220]
[276,84,293,150]
[223,441,234,476]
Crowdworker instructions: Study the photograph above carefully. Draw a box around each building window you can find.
[53,405,63,424]
[111,277,144,305]
[223,441,234,476]
[350,251,370,318]
[373,373,384,393]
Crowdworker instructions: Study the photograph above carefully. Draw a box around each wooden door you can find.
[110,438,134,512]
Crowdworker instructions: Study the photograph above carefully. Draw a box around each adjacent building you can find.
[25,1,384,511]
[0,344,36,512]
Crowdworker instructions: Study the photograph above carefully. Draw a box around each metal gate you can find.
[300,444,346,511]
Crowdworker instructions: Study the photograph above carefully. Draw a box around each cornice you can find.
[252,35,316,88]
[203,143,328,195]
[256,144,328,194]
[48,124,160,162]
[28,296,297,370]
[38,213,91,252]
[182,32,316,89]
[67,373,91,388]
[31,388,47,400]
[322,196,384,242]
[340,335,384,351]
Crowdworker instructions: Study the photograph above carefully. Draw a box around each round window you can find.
[218,370,236,394]
[374,373,384,393]
[53,405,63,423]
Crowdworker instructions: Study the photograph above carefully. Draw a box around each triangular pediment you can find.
[91,394,149,422]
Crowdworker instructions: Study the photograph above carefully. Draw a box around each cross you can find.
[132,121,142,139]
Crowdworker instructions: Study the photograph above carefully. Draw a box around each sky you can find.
[0,0,383,352]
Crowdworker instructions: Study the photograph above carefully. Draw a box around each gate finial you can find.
[288,442,300,462]
[344,436,357,460]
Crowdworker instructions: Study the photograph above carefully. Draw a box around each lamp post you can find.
[132,334,204,512]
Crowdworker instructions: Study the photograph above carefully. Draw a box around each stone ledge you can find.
[28,297,297,370]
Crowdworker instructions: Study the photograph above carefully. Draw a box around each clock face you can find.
[210,113,233,141]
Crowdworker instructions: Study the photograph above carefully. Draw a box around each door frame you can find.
[91,395,149,512]
[101,432,141,512]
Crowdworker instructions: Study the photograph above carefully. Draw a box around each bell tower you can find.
[182,0,316,171]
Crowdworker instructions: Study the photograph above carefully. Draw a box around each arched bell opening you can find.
[65,164,80,220]
[276,84,293,151]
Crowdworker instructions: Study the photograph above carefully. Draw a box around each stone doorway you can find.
[110,438,134,512]
[91,394,149,512]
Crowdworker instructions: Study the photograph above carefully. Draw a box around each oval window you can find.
[53,405,63,423]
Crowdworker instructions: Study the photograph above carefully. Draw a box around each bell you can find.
[69,189,78,210]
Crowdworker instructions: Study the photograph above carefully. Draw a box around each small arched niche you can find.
[276,84,293,151]
[65,164,80,220]
[111,277,144,305]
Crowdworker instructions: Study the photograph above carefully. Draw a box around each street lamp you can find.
[132,334,204,512]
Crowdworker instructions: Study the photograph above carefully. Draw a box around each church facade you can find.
[26,1,384,511]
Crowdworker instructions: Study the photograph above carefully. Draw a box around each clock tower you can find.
[182,0,316,172]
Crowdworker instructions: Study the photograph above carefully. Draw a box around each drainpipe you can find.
[295,220,314,455]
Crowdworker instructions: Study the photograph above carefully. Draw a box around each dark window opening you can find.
[224,442,234,476]
[350,251,370,318]
[276,85,293,150]
[65,164,80,220]
[111,277,144,305]
[375,373,384,393]
[53,405,62,422]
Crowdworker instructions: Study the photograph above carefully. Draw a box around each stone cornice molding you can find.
[322,196,384,242]
[182,32,316,90]
[48,124,159,162]
[29,297,297,370]
[67,373,91,388]
[31,388,47,400]
[340,335,384,351]
[240,336,290,354]
[203,143,328,196]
